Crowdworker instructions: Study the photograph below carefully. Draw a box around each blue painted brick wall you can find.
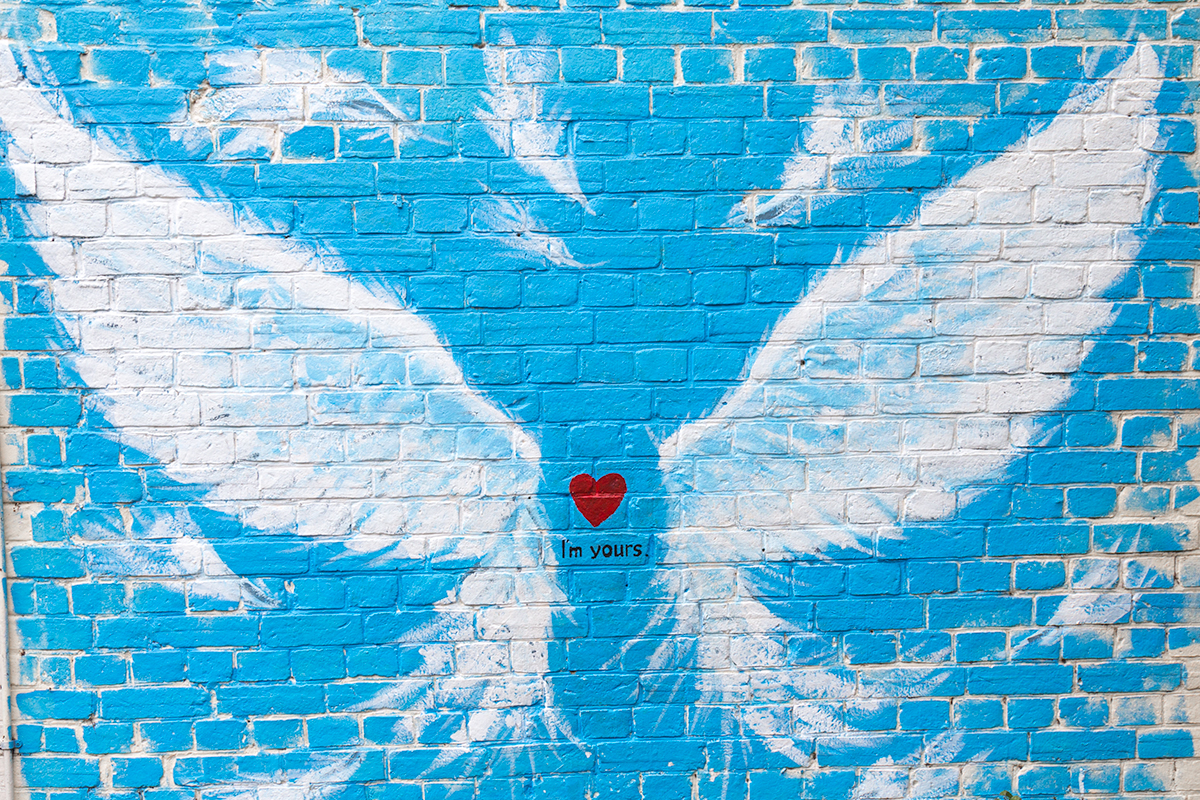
[0,1,1199,798]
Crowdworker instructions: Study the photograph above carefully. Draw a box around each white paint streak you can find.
[0,46,568,749]
[478,45,593,217]
[662,51,1164,565]
[657,50,1166,776]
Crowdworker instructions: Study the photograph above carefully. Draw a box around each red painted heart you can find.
[569,472,626,527]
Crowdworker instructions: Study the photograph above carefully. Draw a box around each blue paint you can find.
[1,7,1199,798]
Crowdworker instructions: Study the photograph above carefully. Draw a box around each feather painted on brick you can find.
[0,46,567,751]
[0,24,1192,796]
[655,48,1169,770]
[470,44,594,269]
[479,43,592,213]
[663,49,1165,561]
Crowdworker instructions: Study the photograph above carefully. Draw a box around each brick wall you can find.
[2,2,1199,798]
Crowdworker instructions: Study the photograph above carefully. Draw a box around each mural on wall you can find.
[1,2,1199,798]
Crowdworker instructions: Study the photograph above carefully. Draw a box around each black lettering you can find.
[602,544,613,557]
[569,545,582,558]
[589,545,601,559]
[633,544,643,557]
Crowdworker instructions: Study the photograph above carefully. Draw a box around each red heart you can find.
[569,473,626,527]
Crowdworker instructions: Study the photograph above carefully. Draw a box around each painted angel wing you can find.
[649,48,1175,767]
[661,50,1167,564]
[0,46,572,766]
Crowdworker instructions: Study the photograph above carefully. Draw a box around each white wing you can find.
[657,47,1170,755]
[663,49,1165,562]
[0,46,572,764]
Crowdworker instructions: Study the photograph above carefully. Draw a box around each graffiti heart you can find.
[569,472,628,526]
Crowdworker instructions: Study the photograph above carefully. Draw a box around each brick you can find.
[215,686,325,717]
[769,84,879,116]
[818,734,923,766]
[745,48,797,82]
[622,48,674,82]
[562,48,618,83]
[6,470,86,504]
[1031,730,1135,762]
[233,11,355,46]
[928,597,1031,628]
[969,665,1073,695]
[100,688,210,719]
[681,49,733,84]
[20,758,101,788]
[1097,378,1200,410]
[1027,451,1136,484]
[1133,594,1200,624]
[16,691,96,720]
[987,523,1089,557]
[257,163,378,197]
[595,740,703,770]
[62,89,187,123]
[816,599,924,631]
[0,7,45,39]
[884,84,995,116]
[485,12,600,45]
[596,310,704,343]
[1056,10,1167,41]
[606,157,713,192]
[601,12,712,45]
[377,161,487,193]
[937,11,1052,43]
[1138,730,1196,759]
[362,10,480,46]
[653,86,763,118]
[1094,523,1192,553]
[112,757,165,788]
[860,667,966,698]
[831,11,933,44]
[713,11,826,44]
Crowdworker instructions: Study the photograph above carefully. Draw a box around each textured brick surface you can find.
[0,2,1198,798]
